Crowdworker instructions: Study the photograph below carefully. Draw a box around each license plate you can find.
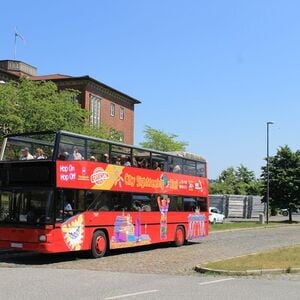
[11,242,23,248]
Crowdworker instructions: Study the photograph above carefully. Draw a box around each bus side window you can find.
[168,196,177,211]
[183,197,196,212]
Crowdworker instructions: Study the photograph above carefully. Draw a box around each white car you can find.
[209,207,225,224]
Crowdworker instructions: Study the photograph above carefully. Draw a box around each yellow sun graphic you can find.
[61,214,84,251]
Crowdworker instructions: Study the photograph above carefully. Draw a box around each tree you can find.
[0,78,122,141]
[139,125,188,151]
[209,165,262,195]
[261,145,300,222]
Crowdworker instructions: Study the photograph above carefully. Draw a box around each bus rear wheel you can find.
[174,226,185,247]
[91,230,107,258]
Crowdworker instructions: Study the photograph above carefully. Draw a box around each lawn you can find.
[209,220,298,232]
[202,245,300,272]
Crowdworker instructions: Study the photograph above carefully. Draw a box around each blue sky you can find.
[1,0,299,179]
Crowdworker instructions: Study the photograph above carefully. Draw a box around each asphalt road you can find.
[0,268,299,300]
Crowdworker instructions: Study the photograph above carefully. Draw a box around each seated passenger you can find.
[173,164,181,173]
[34,148,47,160]
[152,161,161,171]
[72,146,83,160]
[61,200,73,217]
[102,153,110,163]
[123,156,131,167]
[90,155,97,161]
[20,147,34,160]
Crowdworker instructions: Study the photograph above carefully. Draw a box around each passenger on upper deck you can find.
[102,153,109,163]
[173,164,181,173]
[34,148,47,160]
[72,146,83,160]
[152,161,161,171]
[20,147,34,160]
[122,156,131,167]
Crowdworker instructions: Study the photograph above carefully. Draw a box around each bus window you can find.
[151,153,168,171]
[0,192,10,221]
[111,144,132,166]
[58,135,86,161]
[132,194,152,211]
[183,197,196,212]
[196,197,208,212]
[133,149,151,169]
[183,160,196,175]
[87,191,113,211]
[168,156,183,173]
[196,162,206,177]
[86,139,109,163]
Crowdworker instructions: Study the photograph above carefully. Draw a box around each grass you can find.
[209,220,298,232]
[203,245,300,271]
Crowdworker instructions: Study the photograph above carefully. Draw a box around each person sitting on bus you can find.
[152,161,161,171]
[20,147,34,160]
[90,155,97,161]
[113,156,121,165]
[138,158,149,169]
[123,156,131,167]
[34,148,47,160]
[102,153,109,163]
[173,164,181,173]
[60,200,73,218]
[72,146,83,160]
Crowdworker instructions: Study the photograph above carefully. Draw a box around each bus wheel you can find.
[91,230,107,258]
[174,226,185,247]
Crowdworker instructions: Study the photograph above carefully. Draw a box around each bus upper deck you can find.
[0,130,207,177]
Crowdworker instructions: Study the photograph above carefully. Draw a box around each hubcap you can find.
[96,236,105,253]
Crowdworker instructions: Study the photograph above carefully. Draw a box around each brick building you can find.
[0,60,140,144]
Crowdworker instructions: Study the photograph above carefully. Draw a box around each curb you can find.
[194,265,300,276]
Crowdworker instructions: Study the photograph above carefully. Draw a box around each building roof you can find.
[30,74,141,104]
[30,74,72,80]
[0,59,141,105]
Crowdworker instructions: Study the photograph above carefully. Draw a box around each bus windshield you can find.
[0,189,54,225]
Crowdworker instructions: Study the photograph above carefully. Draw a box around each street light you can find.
[266,121,274,224]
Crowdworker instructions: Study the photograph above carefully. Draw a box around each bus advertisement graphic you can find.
[56,161,207,197]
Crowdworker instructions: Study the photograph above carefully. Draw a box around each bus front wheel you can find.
[91,230,107,258]
[174,226,185,247]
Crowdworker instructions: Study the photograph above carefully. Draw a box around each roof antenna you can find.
[14,27,25,60]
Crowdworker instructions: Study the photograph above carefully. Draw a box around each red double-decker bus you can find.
[0,131,209,258]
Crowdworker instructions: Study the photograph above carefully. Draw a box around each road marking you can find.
[104,289,159,299]
[198,278,234,286]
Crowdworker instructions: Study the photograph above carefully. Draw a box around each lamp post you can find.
[266,121,274,224]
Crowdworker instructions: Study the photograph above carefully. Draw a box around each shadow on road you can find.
[0,240,203,266]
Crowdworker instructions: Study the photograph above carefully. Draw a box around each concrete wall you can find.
[209,194,265,219]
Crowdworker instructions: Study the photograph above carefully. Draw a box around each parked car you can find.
[280,208,300,216]
[209,207,225,224]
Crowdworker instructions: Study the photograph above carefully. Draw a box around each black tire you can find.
[282,211,288,217]
[90,230,108,258]
[174,226,185,247]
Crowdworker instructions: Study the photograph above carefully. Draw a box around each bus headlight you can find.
[38,235,47,242]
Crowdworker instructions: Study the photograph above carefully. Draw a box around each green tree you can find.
[261,145,300,222]
[0,78,122,141]
[139,125,188,151]
[210,165,262,195]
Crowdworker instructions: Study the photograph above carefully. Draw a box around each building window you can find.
[110,103,115,117]
[89,94,101,128]
[120,107,125,120]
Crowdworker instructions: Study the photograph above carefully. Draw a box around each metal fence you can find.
[209,194,265,219]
